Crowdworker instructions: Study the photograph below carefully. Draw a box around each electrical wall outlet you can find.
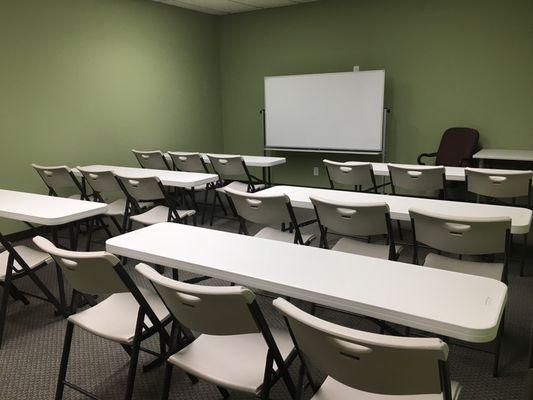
[313,167,319,176]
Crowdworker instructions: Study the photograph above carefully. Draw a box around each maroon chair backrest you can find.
[435,127,479,167]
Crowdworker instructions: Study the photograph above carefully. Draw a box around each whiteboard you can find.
[264,70,385,152]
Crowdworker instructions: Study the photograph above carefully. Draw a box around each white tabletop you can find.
[202,154,286,168]
[344,162,527,182]
[73,165,218,188]
[473,149,533,162]
[164,153,286,168]
[0,189,108,226]
[106,223,507,343]
[261,185,533,235]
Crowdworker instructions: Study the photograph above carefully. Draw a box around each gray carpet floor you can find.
[0,214,532,400]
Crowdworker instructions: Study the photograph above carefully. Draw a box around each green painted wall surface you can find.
[0,0,221,232]
[218,0,533,186]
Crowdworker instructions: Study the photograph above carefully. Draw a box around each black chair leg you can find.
[209,193,218,226]
[85,218,94,251]
[10,284,30,305]
[396,220,403,240]
[161,363,173,400]
[55,322,74,400]
[124,333,141,400]
[493,312,505,377]
[520,234,528,276]
[217,386,230,399]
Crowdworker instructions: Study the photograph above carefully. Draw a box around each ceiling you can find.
[153,0,318,15]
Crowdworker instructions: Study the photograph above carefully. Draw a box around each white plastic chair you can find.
[33,236,171,400]
[274,297,461,400]
[114,174,196,230]
[0,235,55,348]
[323,160,377,192]
[32,164,87,199]
[136,263,297,400]
[311,196,400,260]
[409,208,511,376]
[132,149,171,170]
[465,167,532,275]
[225,187,315,245]
[207,154,265,225]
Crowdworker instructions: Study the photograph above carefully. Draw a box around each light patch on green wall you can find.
[0,0,222,233]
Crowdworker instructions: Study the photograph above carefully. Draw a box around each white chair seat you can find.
[254,226,316,245]
[106,198,127,216]
[332,237,402,260]
[0,245,52,280]
[424,253,504,281]
[130,205,195,226]
[68,194,82,200]
[168,329,294,395]
[311,376,462,400]
[68,288,169,344]
[216,181,266,194]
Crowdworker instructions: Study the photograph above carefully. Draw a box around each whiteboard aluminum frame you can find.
[263,70,386,154]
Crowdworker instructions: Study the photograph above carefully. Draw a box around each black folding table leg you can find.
[9,284,30,305]
[0,256,14,348]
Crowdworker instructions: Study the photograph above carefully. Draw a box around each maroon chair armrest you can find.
[417,152,437,165]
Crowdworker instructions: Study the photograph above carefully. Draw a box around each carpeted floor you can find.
[0,215,532,400]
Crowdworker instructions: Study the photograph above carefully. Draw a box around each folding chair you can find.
[0,235,60,348]
[465,167,532,275]
[207,154,265,225]
[32,164,87,200]
[311,196,400,260]
[410,208,511,376]
[274,297,462,400]
[136,263,297,400]
[168,151,220,224]
[132,149,171,170]
[323,160,377,192]
[225,187,315,245]
[33,236,172,400]
[114,174,196,230]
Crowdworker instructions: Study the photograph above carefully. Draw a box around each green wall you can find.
[0,0,222,232]
[218,0,533,186]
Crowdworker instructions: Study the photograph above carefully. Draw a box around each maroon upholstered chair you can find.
[417,127,480,167]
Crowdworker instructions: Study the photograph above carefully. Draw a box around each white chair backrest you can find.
[466,168,532,199]
[410,208,510,255]
[311,196,390,236]
[33,236,127,295]
[32,164,78,191]
[225,187,291,226]
[388,164,445,194]
[77,167,121,194]
[168,151,206,173]
[136,264,259,335]
[274,298,449,397]
[114,174,165,202]
[207,154,246,178]
[132,149,170,170]
[323,160,374,188]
